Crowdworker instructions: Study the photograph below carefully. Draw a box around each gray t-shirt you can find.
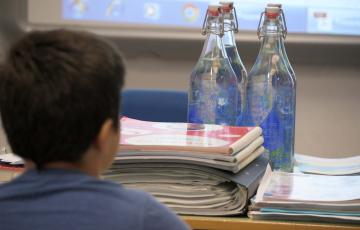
[0,168,190,230]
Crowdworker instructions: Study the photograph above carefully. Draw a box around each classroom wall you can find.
[0,1,22,153]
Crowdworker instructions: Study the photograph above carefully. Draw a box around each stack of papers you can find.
[117,117,265,173]
[295,153,360,175]
[0,153,23,166]
[108,117,268,216]
[248,167,360,223]
[0,154,24,182]
[105,156,268,216]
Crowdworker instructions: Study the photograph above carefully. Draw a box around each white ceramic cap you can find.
[265,6,281,14]
[267,3,282,8]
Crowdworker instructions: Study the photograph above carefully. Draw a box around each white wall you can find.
[0,0,23,153]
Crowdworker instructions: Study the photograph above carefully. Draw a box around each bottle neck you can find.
[200,17,228,59]
[257,18,285,59]
[222,18,236,47]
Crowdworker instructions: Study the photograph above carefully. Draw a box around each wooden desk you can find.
[182,216,360,230]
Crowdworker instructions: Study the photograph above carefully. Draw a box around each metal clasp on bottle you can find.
[201,10,225,37]
[256,11,265,38]
[257,9,288,39]
[222,6,239,33]
[279,9,288,38]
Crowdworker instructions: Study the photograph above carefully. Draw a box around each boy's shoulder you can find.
[0,168,190,230]
[0,168,150,209]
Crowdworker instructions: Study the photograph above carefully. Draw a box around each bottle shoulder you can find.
[250,54,293,77]
[248,68,295,87]
[190,57,237,81]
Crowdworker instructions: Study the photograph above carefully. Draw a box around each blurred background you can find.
[0,0,359,157]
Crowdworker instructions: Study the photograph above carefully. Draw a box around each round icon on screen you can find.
[182,3,199,23]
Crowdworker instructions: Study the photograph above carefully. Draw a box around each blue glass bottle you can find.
[187,5,238,126]
[220,2,248,126]
[242,7,296,172]
[271,4,297,163]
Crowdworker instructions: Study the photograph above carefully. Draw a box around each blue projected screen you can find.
[62,0,360,36]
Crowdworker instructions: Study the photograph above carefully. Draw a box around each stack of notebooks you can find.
[115,117,265,173]
[104,117,268,216]
[295,153,360,175]
[0,153,23,183]
[248,167,360,223]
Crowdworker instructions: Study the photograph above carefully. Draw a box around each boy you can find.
[0,29,189,230]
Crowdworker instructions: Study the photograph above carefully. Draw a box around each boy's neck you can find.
[25,159,101,178]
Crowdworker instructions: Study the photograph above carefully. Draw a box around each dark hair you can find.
[0,29,125,169]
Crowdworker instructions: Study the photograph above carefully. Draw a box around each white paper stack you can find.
[105,156,268,216]
[248,167,360,224]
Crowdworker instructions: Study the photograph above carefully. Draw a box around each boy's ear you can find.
[94,119,116,153]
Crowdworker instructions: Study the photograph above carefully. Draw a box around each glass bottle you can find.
[219,1,248,126]
[267,3,295,78]
[187,5,238,126]
[242,7,296,172]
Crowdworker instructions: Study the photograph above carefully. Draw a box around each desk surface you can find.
[181,216,360,230]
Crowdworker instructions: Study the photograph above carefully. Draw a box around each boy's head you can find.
[0,29,125,172]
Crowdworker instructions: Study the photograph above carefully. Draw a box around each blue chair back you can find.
[121,89,188,122]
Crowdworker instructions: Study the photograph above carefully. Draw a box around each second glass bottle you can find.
[187,5,238,126]
[242,6,296,172]
[220,1,248,126]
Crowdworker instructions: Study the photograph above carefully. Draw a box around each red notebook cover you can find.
[119,117,262,155]
[0,164,23,172]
